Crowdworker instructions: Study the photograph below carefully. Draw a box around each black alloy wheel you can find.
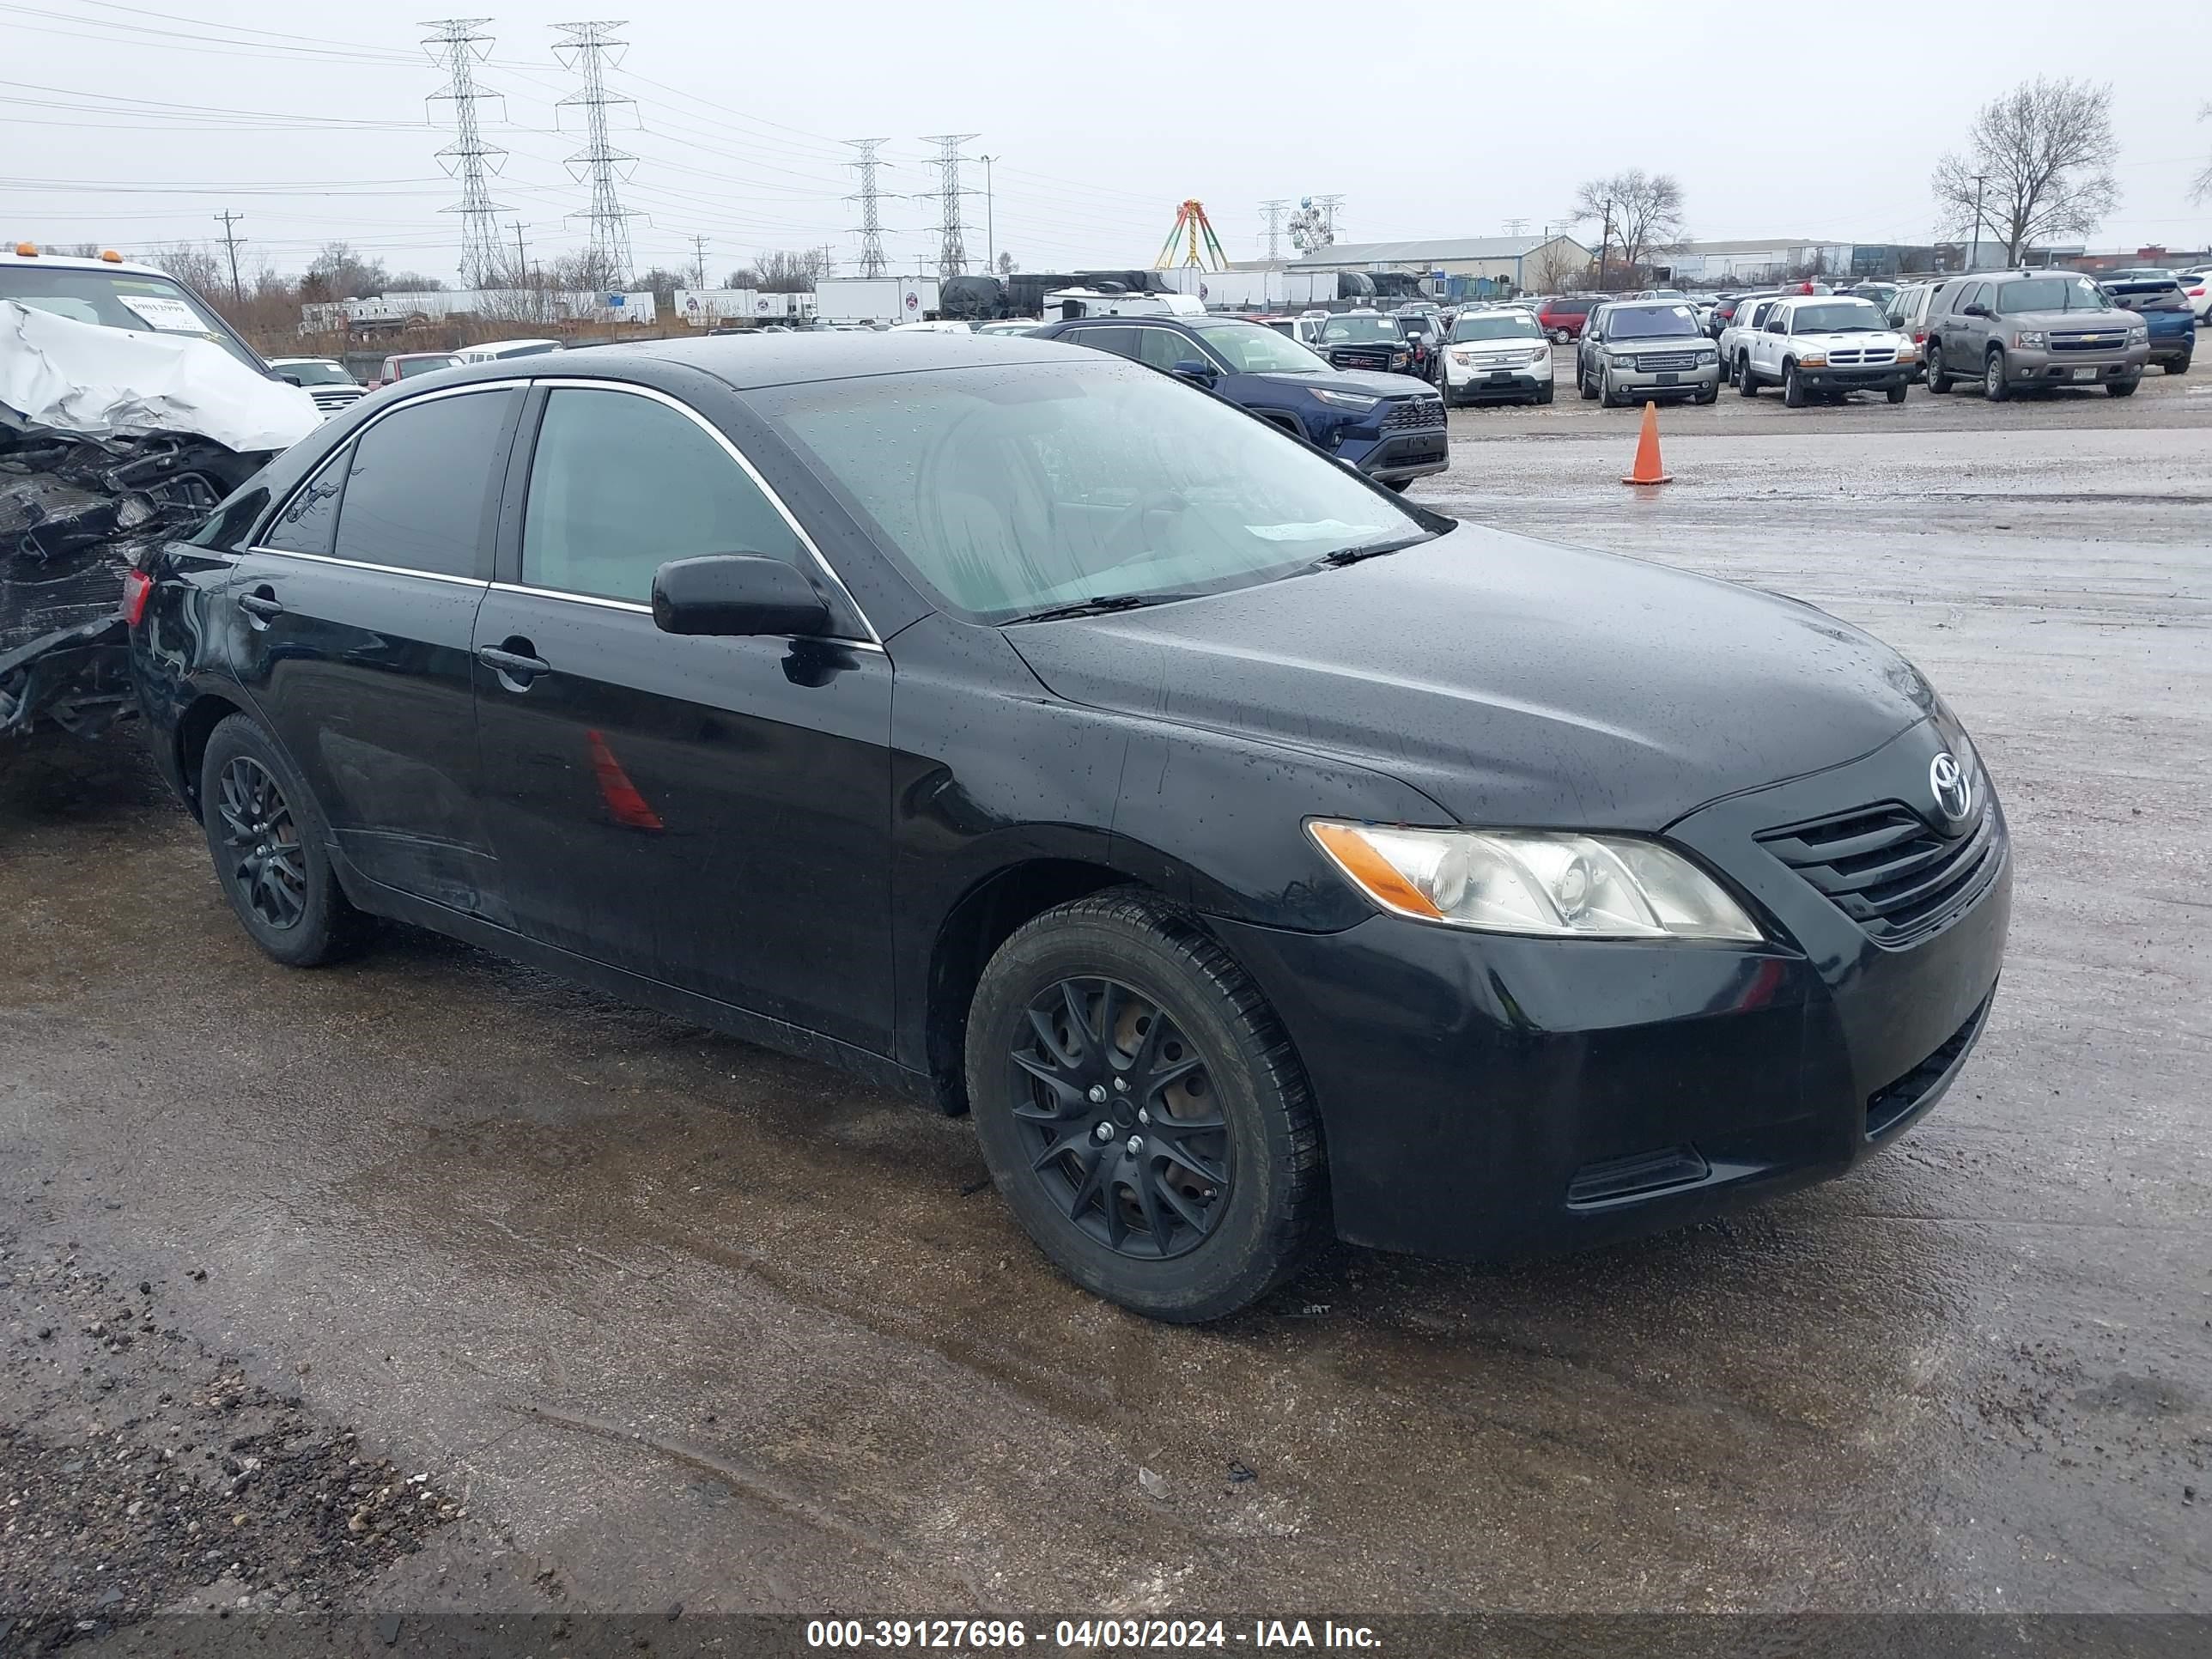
[1008,976,1231,1261]
[216,757,307,932]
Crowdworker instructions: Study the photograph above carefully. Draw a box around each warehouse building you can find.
[1287,234,1593,293]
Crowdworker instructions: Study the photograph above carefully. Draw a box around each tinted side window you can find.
[1062,325,1133,358]
[520,386,805,605]
[332,390,516,578]
[261,451,346,556]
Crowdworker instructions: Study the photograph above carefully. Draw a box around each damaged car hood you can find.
[1,300,318,455]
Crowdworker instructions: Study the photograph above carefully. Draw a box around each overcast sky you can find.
[7,0,2208,283]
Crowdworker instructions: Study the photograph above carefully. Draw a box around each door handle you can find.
[238,587,283,629]
[477,641,550,688]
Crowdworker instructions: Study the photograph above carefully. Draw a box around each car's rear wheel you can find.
[198,714,363,968]
[1984,348,2010,401]
[966,890,1324,1322]
[1925,342,1951,393]
[1784,362,1808,407]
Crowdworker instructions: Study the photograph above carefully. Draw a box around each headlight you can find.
[1796,352,1827,368]
[1307,822,1764,942]
[1895,342,1918,362]
[1696,349,1717,366]
[1449,349,1472,366]
[1310,386,1381,410]
[1607,352,1638,368]
[2127,323,2148,341]
[2014,329,2046,349]
[1525,345,1550,365]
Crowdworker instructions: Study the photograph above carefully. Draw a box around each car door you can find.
[469,379,894,1048]
[227,383,521,917]
[1753,304,1789,378]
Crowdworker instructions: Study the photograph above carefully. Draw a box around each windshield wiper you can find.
[1005,592,1193,624]
[1317,532,1433,568]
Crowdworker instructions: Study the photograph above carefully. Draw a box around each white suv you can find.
[1737,295,1917,405]
[1439,307,1554,406]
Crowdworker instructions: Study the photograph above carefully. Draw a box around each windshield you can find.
[1607,303,1700,339]
[274,360,356,386]
[1995,276,2108,313]
[754,360,1425,623]
[396,355,461,377]
[1191,320,1330,374]
[1791,301,1886,332]
[1451,313,1543,343]
[1319,315,1401,343]
[0,265,258,369]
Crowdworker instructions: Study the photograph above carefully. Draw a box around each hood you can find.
[0,300,319,455]
[1795,328,1909,349]
[1602,331,1708,351]
[1004,525,1934,831]
[1259,368,1433,398]
[2011,307,2130,331]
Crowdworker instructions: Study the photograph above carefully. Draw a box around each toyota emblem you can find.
[1929,752,1973,823]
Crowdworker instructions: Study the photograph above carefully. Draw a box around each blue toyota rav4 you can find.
[1031,313,1448,490]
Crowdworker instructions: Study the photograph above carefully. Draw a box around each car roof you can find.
[0,248,176,278]
[391,331,1085,394]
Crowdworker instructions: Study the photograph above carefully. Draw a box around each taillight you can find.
[122,568,154,627]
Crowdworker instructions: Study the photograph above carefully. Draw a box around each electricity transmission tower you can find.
[552,21,641,289]
[916,134,978,279]
[422,19,508,289]
[843,138,895,278]
[1258,198,1287,263]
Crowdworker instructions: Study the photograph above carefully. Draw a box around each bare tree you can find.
[386,271,447,293]
[154,241,230,300]
[1529,239,1590,294]
[1931,78,2118,263]
[299,241,389,302]
[996,251,1018,277]
[1571,170,1686,287]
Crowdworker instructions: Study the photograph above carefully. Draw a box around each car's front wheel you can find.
[966,890,1325,1322]
[1737,354,1757,396]
[1534,380,1555,404]
[1984,348,2010,401]
[198,713,364,968]
[1577,356,1598,399]
[1784,362,1809,407]
[1887,382,1910,404]
[1926,342,1951,393]
[2107,374,2140,397]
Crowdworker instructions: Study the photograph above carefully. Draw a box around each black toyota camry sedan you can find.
[128,334,2009,1322]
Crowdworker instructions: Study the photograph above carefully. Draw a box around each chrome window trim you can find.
[484,581,888,654]
[526,376,884,646]
[258,378,532,574]
[239,544,489,588]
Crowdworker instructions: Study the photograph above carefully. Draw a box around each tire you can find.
[1925,341,1951,393]
[1737,354,1758,396]
[965,889,1325,1322]
[2166,353,2190,376]
[1693,380,1719,405]
[1534,380,1555,404]
[198,713,365,969]
[1784,362,1808,408]
[1983,349,2009,402]
[1599,365,1622,408]
[1887,382,1909,404]
[2107,375,2139,398]
[1577,356,1597,399]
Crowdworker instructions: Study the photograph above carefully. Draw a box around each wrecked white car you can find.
[1,247,317,739]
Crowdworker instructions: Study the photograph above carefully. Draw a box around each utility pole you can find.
[689,234,709,290]
[1596,199,1614,291]
[1258,198,1286,264]
[842,138,895,279]
[553,21,641,290]
[976,155,997,273]
[213,210,246,301]
[422,20,508,290]
[916,134,979,278]
[1969,171,1990,269]
[511,220,529,282]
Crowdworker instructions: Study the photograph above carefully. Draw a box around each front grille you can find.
[1826,349,1897,366]
[2052,332,2126,352]
[1758,799,2002,945]
[1634,350,1698,372]
[307,388,364,411]
[1381,398,1444,431]
[1864,996,1990,1137]
[1328,346,1396,371]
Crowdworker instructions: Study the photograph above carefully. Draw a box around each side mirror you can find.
[1963,303,1990,318]
[279,374,304,386]
[1171,358,1216,384]
[652,554,830,638]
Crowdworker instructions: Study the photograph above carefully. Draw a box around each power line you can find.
[1258,198,1286,263]
[915,133,978,279]
[553,20,641,288]
[422,19,509,289]
[842,138,894,278]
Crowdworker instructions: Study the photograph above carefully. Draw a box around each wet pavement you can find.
[2,388,2208,1635]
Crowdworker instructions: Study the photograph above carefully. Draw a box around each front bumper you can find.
[1211,722,2011,1261]
[1341,428,1449,483]
[1443,353,1553,399]
[1999,345,2148,384]
[2146,326,2193,366]
[1794,363,1911,392]
[1604,361,1721,397]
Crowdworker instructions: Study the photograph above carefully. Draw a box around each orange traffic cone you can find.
[1622,400,1672,486]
